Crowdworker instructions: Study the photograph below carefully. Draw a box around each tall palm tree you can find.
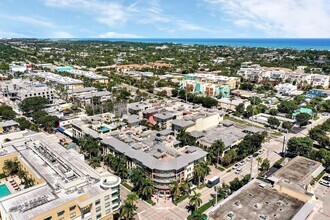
[180,180,191,195]
[139,178,154,200]
[256,156,263,174]
[193,164,204,186]
[126,192,139,204]
[188,191,202,213]
[170,181,181,201]
[120,200,138,220]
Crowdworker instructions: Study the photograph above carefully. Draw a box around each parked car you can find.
[235,169,242,174]
[320,180,330,187]
[246,155,253,161]
[234,163,240,168]
[322,176,330,181]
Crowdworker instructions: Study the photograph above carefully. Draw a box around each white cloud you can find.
[203,0,330,37]
[98,32,141,38]
[8,15,56,28]
[44,0,127,26]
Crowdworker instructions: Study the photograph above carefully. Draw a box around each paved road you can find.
[120,185,189,220]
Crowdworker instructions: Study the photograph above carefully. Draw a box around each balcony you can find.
[153,172,176,178]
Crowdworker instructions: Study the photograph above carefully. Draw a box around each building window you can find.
[106,209,111,215]
[69,205,76,211]
[95,199,101,205]
[96,206,101,212]
[105,195,110,201]
[96,214,102,219]
[57,210,65,217]
[70,212,76,219]
[105,202,110,208]
[44,216,52,220]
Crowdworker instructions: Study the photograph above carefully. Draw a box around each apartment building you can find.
[180,80,231,98]
[0,132,121,220]
[181,73,240,90]
[0,120,19,134]
[101,135,207,197]
[64,69,109,84]
[237,63,329,88]
[1,79,55,102]
[30,72,84,90]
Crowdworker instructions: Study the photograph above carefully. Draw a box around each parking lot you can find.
[308,178,330,220]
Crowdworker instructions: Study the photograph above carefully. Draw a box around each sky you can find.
[0,0,329,38]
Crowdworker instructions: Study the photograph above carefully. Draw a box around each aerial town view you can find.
[0,1,330,220]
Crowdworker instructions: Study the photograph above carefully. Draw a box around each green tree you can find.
[269,108,278,116]
[138,178,154,200]
[295,113,311,127]
[287,137,313,156]
[294,95,306,105]
[19,97,49,113]
[235,103,245,115]
[208,139,225,165]
[170,181,181,201]
[120,200,138,220]
[261,159,270,171]
[278,100,298,114]
[0,105,16,120]
[282,121,293,132]
[267,116,280,128]
[188,191,202,213]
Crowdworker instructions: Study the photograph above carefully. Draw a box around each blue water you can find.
[0,184,11,198]
[67,38,330,50]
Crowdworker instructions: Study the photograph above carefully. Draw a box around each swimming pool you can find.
[0,184,11,198]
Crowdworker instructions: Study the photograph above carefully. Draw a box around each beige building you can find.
[268,156,324,202]
[0,132,121,220]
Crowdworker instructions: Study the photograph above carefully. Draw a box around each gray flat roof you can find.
[171,119,195,128]
[0,120,18,127]
[208,180,305,220]
[101,137,207,171]
[154,112,175,120]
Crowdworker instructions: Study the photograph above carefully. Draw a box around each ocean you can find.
[73,38,330,50]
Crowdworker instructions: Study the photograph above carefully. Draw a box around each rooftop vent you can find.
[254,203,261,209]
[259,214,267,220]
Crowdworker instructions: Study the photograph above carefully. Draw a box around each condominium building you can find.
[182,73,240,90]
[237,63,330,89]
[0,132,121,220]
[180,80,231,98]
[0,79,55,102]
[30,72,84,90]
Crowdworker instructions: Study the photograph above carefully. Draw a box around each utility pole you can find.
[250,158,253,177]
[282,135,286,157]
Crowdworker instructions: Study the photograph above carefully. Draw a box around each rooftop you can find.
[268,156,324,194]
[208,180,306,220]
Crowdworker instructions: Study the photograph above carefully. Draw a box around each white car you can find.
[235,169,242,174]
[320,180,330,187]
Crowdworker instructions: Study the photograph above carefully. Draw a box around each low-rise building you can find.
[268,156,324,202]
[0,120,19,134]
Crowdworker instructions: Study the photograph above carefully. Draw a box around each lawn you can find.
[122,182,133,191]
[173,194,189,206]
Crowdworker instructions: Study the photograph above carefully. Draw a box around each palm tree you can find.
[188,190,202,213]
[120,200,138,220]
[180,180,191,195]
[170,181,181,201]
[139,178,154,200]
[256,156,263,174]
[210,139,225,165]
[126,192,139,204]
[190,211,207,220]
[193,164,204,186]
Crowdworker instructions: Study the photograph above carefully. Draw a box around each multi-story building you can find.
[0,120,19,134]
[0,132,121,220]
[237,63,330,89]
[30,72,84,90]
[1,79,55,102]
[101,136,207,197]
[181,73,240,90]
[60,68,109,84]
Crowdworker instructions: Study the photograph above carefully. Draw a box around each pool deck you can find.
[1,176,24,195]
